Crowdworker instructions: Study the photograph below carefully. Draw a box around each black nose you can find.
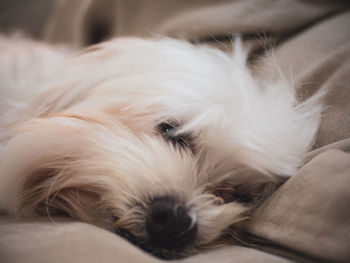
[146,197,197,250]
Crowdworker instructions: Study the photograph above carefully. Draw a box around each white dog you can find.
[0,35,323,258]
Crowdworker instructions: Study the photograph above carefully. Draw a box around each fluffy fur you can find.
[0,35,323,258]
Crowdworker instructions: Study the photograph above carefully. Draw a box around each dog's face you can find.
[0,37,321,258]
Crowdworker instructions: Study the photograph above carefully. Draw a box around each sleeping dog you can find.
[0,35,323,258]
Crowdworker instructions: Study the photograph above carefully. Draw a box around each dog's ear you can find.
[0,116,108,224]
[20,167,105,224]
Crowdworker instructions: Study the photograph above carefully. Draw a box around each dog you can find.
[0,34,323,258]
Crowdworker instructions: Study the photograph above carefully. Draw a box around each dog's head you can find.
[0,37,322,258]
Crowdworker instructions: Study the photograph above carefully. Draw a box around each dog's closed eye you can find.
[156,121,194,150]
[207,183,253,204]
[207,176,286,206]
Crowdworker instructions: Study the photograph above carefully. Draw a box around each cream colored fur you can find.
[0,35,323,258]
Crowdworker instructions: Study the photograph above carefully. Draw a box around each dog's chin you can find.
[115,227,195,259]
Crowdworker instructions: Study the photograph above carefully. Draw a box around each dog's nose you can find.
[146,197,197,250]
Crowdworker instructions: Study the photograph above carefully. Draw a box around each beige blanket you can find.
[1,1,350,262]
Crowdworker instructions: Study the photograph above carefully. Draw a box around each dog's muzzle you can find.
[146,197,197,250]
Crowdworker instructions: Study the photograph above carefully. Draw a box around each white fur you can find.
[0,35,323,257]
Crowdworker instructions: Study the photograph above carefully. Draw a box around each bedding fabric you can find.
[1,1,350,262]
